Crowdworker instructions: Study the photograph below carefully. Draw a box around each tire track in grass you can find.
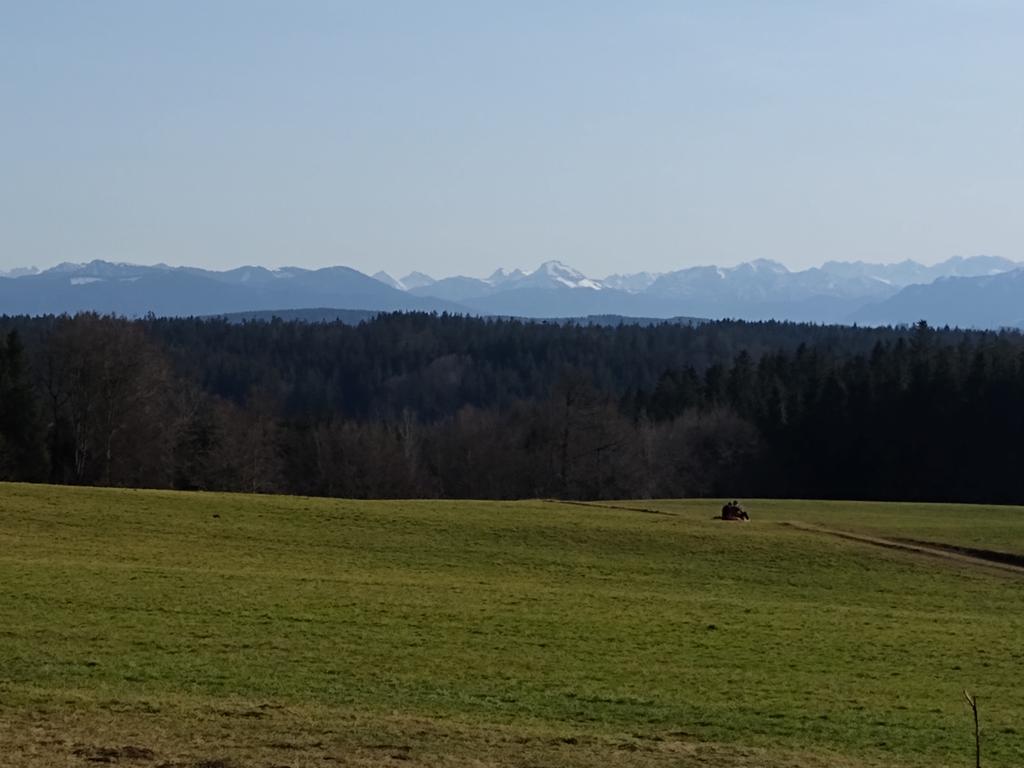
[781,521,1024,577]
[542,500,679,516]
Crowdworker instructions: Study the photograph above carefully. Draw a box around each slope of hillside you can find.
[2,484,1023,767]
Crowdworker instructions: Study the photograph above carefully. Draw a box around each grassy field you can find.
[1,484,1023,767]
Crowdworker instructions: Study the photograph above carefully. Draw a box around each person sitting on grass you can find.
[721,500,749,521]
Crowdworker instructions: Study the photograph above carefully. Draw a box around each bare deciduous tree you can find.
[42,314,176,487]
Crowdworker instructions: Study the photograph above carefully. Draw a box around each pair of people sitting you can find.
[721,500,749,521]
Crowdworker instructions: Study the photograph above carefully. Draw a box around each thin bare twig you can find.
[964,690,980,768]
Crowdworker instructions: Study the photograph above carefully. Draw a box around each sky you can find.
[2,1,1023,278]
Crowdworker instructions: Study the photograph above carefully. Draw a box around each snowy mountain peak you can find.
[372,271,405,290]
[399,271,436,290]
[45,262,88,274]
[819,255,1021,286]
[50,260,161,279]
[487,267,526,284]
[601,272,661,293]
[744,258,790,274]
[535,260,582,277]
[531,260,603,290]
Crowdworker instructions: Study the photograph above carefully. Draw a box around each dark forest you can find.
[1,312,1022,503]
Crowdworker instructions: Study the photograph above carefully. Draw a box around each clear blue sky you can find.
[2,1,1022,277]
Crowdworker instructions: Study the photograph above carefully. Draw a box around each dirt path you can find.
[782,521,1024,576]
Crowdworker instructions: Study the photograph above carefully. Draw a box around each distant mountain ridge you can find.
[0,261,467,317]
[376,255,1024,325]
[2,255,1022,328]
[850,269,1024,329]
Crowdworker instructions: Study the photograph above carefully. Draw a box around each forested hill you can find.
[1,312,1023,503]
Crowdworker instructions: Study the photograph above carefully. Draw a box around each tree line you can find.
[1,312,1022,503]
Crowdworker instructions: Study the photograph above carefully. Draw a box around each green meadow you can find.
[1,484,1022,767]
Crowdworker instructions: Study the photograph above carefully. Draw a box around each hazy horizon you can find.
[3,3,1022,277]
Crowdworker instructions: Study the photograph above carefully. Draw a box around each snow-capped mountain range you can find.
[2,255,1023,328]
[372,255,1024,325]
[375,255,1020,297]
